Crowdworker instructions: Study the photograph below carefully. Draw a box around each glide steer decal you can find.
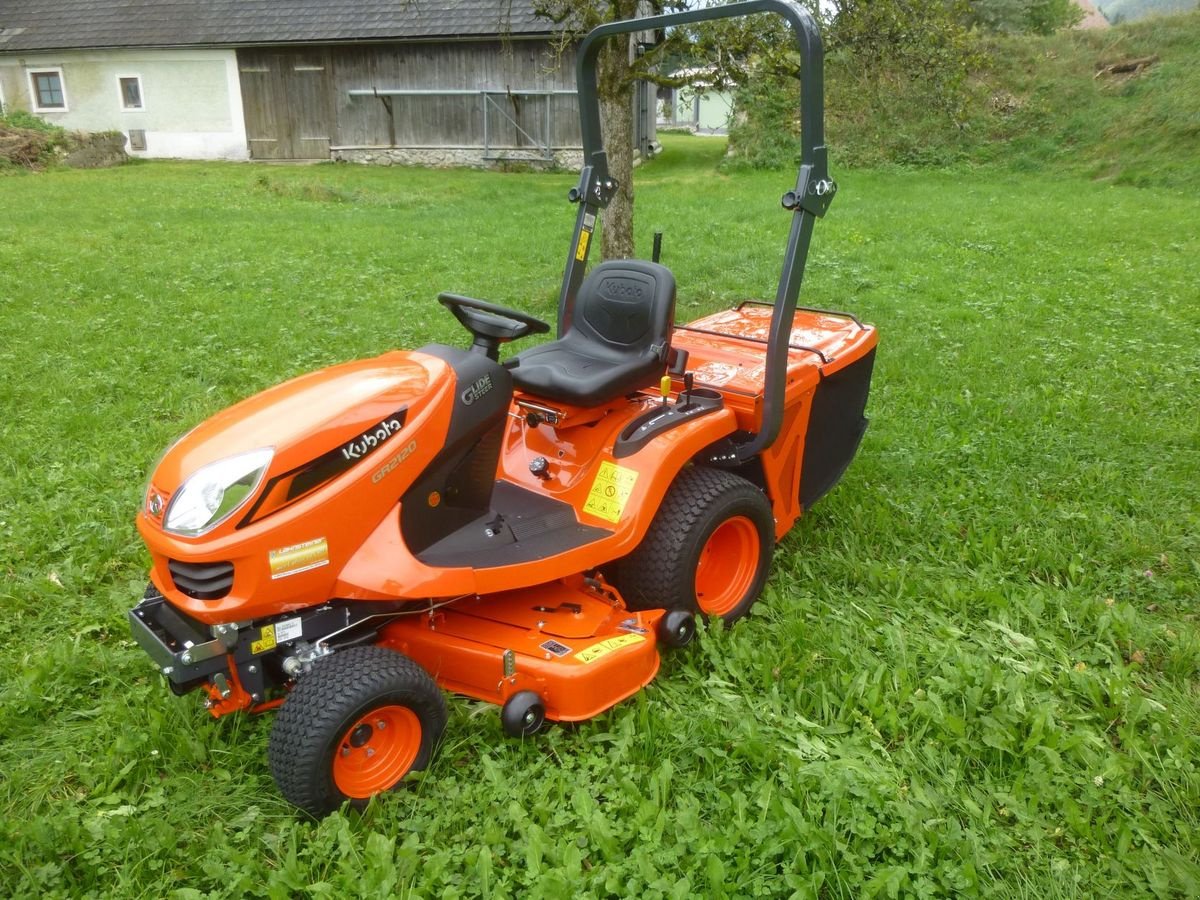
[460,374,493,406]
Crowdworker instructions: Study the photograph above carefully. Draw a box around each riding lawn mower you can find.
[128,0,877,816]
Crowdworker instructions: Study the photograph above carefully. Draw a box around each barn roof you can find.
[0,0,557,52]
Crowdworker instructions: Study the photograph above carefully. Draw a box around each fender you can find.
[333,403,739,599]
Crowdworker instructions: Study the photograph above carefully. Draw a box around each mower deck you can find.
[378,579,664,722]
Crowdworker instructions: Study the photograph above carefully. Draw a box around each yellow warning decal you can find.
[575,229,591,261]
[251,624,277,655]
[583,461,638,524]
[576,632,644,665]
[269,537,329,580]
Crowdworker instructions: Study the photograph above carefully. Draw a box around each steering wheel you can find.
[437,293,550,360]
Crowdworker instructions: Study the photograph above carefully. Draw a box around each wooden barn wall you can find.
[238,40,581,158]
[239,46,337,159]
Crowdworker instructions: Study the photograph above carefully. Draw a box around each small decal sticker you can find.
[575,633,645,664]
[275,617,303,643]
[251,624,277,655]
[692,361,740,387]
[617,619,648,635]
[269,537,329,580]
[583,461,639,524]
[540,639,572,658]
[575,229,591,261]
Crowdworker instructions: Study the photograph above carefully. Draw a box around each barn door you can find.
[238,48,334,160]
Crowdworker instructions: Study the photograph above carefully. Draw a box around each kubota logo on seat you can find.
[461,374,493,406]
[599,278,644,299]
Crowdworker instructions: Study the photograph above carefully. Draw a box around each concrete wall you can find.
[677,90,733,135]
[0,48,248,160]
[332,146,583,170]
[657,85,733,135]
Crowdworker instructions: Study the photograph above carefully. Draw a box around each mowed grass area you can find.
[1,135,1197,897]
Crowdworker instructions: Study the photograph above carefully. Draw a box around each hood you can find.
[150,350,446,497]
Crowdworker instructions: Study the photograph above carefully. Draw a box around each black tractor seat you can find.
[511,260,676,407]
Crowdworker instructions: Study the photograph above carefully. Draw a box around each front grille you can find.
[167,559,234,600]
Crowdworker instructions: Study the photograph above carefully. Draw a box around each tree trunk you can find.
[596,13,637,260]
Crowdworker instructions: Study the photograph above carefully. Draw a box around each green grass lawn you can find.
[1,135,1197,897]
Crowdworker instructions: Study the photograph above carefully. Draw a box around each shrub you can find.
[0,107,67,134]
[723,0,982,170]
[968,0,1084,35]
[0,110,68,171]
[725,71,803,170]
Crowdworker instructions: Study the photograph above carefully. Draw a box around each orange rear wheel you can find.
[614,467,773,623]
[695,515,762,616]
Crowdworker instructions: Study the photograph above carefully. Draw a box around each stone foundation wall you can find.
[332,147,584,171]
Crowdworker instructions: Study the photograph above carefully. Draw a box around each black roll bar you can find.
[557,0,837,461]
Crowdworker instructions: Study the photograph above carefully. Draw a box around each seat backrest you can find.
[567,260,676,358]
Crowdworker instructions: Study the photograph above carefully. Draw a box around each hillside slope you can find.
[826,11,1199,188]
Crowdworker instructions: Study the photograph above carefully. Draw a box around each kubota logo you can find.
[600,278,644,299]
[461,374,493,406]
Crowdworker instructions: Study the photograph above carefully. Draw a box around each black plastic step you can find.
[414,480,608,569]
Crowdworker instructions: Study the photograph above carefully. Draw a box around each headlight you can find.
[163,448,273,537]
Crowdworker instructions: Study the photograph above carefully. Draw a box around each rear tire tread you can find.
[615,466,773,623]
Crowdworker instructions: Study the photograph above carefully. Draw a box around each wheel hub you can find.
[331,705,422,799]
[694,515,761,616]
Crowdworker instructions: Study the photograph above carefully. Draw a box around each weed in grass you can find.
[0,135,1197,897]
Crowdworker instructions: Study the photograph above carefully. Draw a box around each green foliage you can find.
[0,137,1198,896]
[719,0,983,169]
[969,0,1086,34]
[725,72,803,169]
[826,0,982,90]
[0,108,66,135]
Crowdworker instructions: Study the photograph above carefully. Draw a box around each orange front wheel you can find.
[268,645,447,817]
[332,704,423,799]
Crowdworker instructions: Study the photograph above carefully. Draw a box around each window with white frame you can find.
[118,75,144,110]
[29,68,67,111]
